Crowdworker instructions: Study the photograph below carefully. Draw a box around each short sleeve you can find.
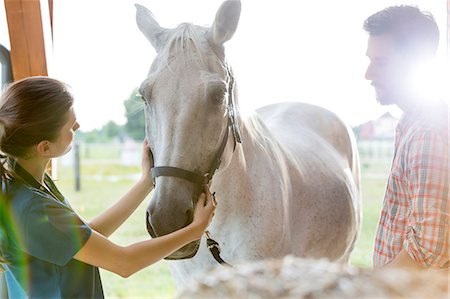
[19,196,92,266]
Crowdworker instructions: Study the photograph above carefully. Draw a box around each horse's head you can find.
[136,0,241,259]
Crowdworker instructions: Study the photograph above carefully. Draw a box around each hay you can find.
[176,256,448,299]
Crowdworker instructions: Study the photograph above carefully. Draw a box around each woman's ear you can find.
[36,140,52,157]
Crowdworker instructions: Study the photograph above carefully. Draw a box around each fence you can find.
[60,138,395,166]
[60,140,142,167]
[357,138,394,163]
[56,138,394,184]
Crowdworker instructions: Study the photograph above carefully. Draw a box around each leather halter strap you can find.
[151,123,230,186]
[151,167,205,186]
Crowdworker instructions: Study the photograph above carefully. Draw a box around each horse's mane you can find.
[159,23,210,72]
[243,111,351,185]
[244,112,277,151]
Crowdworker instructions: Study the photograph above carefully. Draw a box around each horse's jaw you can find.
[164,241,200,260]
[146,213,201,259]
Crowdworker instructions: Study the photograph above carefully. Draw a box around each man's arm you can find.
[387,248,424,269]
[402,129,449,269]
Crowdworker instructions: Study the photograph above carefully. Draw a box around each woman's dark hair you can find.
[0,76,74,269]
[0,76,74,158]
[363,5,439,56]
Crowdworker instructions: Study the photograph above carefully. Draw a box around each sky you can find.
[0,0,448,131]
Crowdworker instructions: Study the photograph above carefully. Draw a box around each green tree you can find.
[124,88,145,141]
[103,120,123,139]
[76,121,123,143]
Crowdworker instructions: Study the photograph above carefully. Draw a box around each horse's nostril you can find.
[146,211,157,237]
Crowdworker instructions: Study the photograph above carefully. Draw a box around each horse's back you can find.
[256,102,358,174]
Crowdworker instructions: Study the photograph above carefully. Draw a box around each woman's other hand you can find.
[190,186,216,239]
[141,139,154,184]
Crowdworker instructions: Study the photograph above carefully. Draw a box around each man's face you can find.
[365,34,411,106]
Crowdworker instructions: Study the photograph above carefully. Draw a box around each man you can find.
[364,5,449,270]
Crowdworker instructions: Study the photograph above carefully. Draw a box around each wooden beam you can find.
[5,0,55,175]
[4,0,51,80]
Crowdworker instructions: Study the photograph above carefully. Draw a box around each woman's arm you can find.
[74,191,215,278]
[88,177,153,237]
[89,140,154,237]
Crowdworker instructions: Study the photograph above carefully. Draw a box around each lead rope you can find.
[205,230,232,267]
[204,195,232,267]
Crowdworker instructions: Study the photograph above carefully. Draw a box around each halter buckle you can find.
[207,243,221,252]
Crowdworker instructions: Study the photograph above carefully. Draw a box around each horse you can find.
[135,0,361,287]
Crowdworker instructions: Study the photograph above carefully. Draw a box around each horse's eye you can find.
[139,78,156,104]
[137,91,150,104]
[207,83,226,105]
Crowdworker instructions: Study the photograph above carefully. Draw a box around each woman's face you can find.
[50,107,80,157]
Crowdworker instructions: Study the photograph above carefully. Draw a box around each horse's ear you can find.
[135,3,167,51]
[209,0,241,46]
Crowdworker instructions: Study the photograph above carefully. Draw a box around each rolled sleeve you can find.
[404,226,449,268]
[405,131,449,268]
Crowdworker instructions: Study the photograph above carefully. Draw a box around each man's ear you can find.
[36,140,52,157]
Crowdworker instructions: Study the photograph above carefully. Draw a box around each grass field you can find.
[54,152,391,298]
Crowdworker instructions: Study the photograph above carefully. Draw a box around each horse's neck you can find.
[210,113,290,253]
[215,112,284,194]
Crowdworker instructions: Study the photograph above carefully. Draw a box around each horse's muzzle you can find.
[146,211,200,259]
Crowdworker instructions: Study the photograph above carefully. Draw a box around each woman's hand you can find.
[141,139,154,184]
[190,186,216,239]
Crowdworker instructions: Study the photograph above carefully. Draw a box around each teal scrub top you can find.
[0,162,104,298]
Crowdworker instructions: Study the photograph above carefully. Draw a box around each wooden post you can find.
[4,0,52,80]
[5,0,55,175]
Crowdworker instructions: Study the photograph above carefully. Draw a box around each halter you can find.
[150,114,230,187]
[150,66,241,266]
[151,66,241,187]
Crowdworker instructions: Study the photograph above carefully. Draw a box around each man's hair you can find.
[363,5,439,56]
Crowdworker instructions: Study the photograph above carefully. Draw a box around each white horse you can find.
[135,0,361,287]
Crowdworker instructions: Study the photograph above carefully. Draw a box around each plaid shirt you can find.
[373,103,449,269]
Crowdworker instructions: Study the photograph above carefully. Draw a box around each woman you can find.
[0,76,216,298]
